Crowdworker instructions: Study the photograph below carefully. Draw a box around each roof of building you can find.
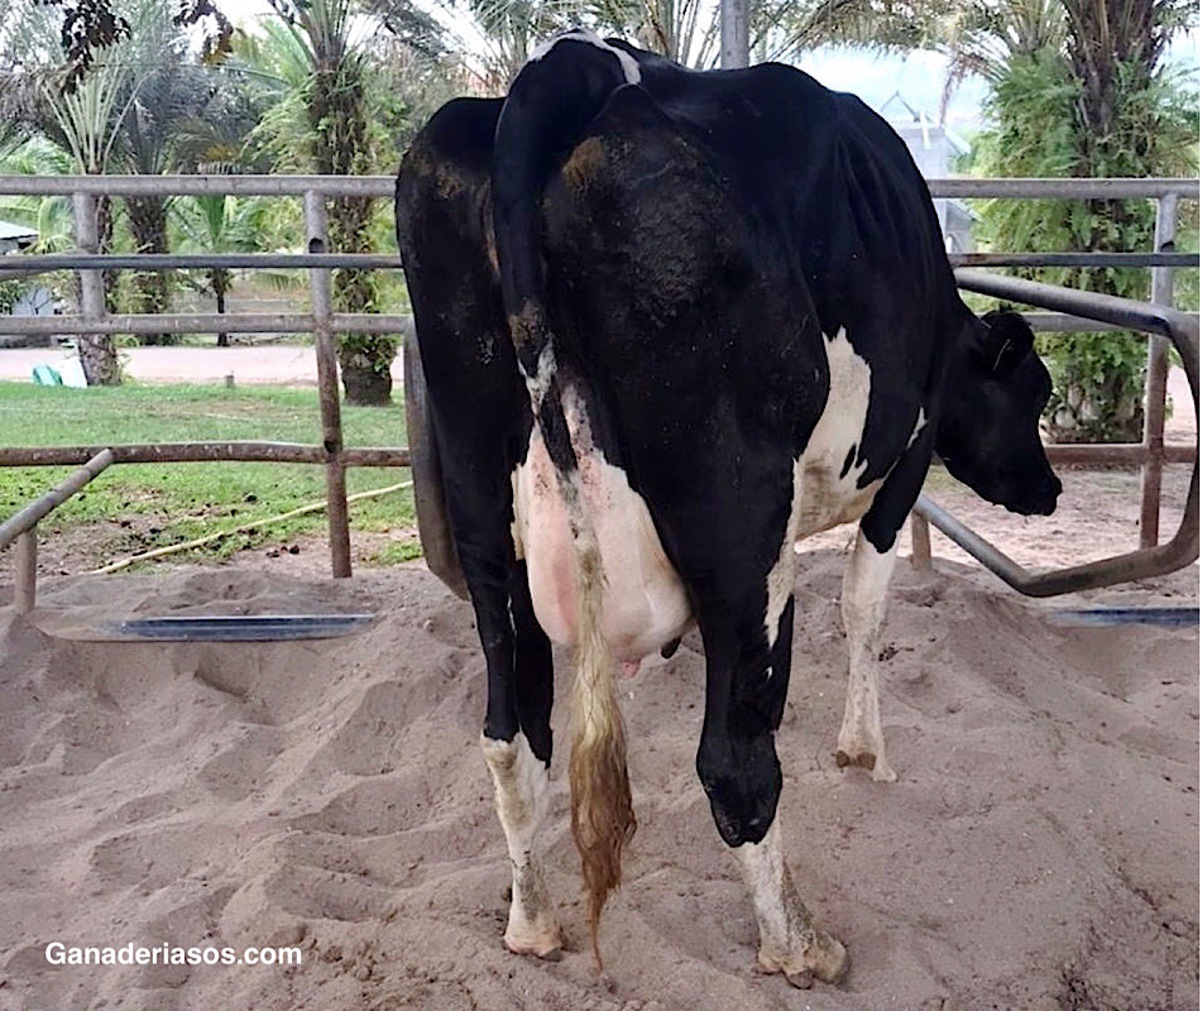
[0,220,38,241]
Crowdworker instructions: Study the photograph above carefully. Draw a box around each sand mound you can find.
[1,554,1196,1010]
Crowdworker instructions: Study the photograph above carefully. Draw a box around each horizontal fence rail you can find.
[2,250,1192,280]
[0,174,1197,598]
[0,252,406,273]
[0,175,398,197]
[0,173,1194,198]
[928,178,1198,200]
[0,443,411,468]
[0,313,411,336]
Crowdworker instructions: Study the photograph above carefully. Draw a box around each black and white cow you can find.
[395,30,1061,987]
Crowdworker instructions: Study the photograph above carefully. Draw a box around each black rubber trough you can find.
[1048,607,1199,628]
[107,613,375,642]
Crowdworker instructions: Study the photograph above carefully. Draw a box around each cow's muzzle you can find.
[1007,473,1062,517]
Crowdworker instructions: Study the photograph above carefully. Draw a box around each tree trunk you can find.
[1053,0,1161,443]
[309,63,398,406]
[339,357,393,406]
[77,193,122,385]
[77,334,123,386]
[1043,359,1145,443]
[213,269,230,347]
[126,195,175,345]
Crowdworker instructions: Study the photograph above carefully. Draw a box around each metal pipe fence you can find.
[0,174,1196,598]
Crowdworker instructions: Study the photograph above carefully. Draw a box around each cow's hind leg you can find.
[481,730,561,958]
[735,819,849,988]
[695,553,848,986]
[478,561,562,958]
[836,527,899,782]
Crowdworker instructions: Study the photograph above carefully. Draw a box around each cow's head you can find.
[936,310,1062,516]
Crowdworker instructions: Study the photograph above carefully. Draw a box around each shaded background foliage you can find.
[966,2,1198,442]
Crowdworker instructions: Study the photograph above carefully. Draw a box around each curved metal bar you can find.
[950,252,1195,269]
[917,272,1200,598]
[0,449,114,549]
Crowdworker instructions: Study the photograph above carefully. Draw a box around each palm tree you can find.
[28,58,136,383]
[118,47,218,343]
[239,0,429,404]
[2,0,147,381]
[171,191,303,346]
[950,0,1197,441]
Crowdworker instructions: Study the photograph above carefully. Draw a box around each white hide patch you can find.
[764,329,878,649]
[907,406,927,449]
[530,29,642,84]
[522,342,557,414]
[797,328,879,536]
[511,385,691,663]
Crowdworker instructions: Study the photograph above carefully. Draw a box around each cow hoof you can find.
[758,932,849,988]
[504,937,563,961]
[813,934,850,985]
[835,748,896,783]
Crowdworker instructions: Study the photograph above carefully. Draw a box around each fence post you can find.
[14,529,37,614]
[304,191,352,578]
[1140,193,1177,549]
[909,512,932,570]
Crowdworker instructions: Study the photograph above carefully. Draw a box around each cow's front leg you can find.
[836,527,898,782]
[475,560,562,958]
[734,819,848,987]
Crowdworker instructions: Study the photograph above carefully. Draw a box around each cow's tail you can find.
[565,480,636,967]
[491,32,640,967]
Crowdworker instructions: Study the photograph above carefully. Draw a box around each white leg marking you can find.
[480,732,562,957]
[734,820,849,986]
[797,329,879,539]
[836,528,899,782]
[529,28,642,83]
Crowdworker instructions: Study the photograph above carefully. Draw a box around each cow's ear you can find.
[978,310,1035,376]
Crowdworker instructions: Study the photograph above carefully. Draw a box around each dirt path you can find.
[0,345,405,387]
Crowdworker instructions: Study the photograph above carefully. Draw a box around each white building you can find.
[0,219,37,255]
[879,94,977,253]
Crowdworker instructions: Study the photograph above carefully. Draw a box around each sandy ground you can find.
[0,540,1197,1011]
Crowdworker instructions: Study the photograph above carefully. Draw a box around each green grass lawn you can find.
[0,382,418,568]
